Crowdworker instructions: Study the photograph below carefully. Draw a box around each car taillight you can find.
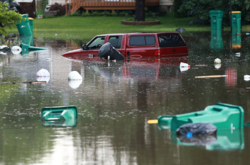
[155,49,160,55]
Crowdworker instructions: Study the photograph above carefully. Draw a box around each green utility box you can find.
[210,30,223,49]
[209,10,224,30]
[41,106,78,127]
[230,11,241,30]
[16,14,32,35]
[158,103,244,130]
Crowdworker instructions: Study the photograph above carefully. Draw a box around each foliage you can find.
[174,0,185,17]
[177,0,250,25]
[49,3,66,16]
[0,2,22,37]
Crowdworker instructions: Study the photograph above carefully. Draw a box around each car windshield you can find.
[88,36,105,49]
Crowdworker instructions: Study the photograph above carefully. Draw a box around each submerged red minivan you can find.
[62,32,188,60]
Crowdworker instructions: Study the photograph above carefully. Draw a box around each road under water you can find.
[0,31,250,165]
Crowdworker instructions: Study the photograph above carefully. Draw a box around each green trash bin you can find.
[230,11,241,31]
[28,18,33,35]
[157,102,244,130]
[41,106,78,127]
[209,10,224,30]
[210,29,223,49]
[16,14,32,35]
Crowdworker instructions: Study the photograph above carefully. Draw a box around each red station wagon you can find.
[62,32,188,60]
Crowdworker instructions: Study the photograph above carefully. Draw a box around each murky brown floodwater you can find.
[0,31,250,165]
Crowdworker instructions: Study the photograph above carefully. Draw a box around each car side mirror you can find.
[82,44,88,50]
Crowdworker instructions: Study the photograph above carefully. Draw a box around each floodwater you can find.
[0,31,250,165]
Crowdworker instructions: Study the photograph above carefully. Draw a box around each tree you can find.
[135,0,145,21]
[0,2,22,36]
[177,0,250,25]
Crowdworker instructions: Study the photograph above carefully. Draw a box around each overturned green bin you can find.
[156,103,244,130]
[41,106,78,127]
[16,14,32,35]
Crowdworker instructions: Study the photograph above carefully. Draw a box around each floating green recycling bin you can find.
[16,14,32,35]
[209,10,224,30]
[157,103,244,131]
[210,30,224,49]
[21,43,47,56]
[230,11,241,31]
[41,106,78,127]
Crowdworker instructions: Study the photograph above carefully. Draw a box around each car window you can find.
[88,36,105,49]
[158,34,186,47]
[129,35,155,46]
[108,36,123,48]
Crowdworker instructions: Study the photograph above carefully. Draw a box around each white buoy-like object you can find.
[180,62,190,68]
[68,79,82,89]
[235,52,241,57]
[214,58,221,64]
[179,62,190,72]
[244,75,250,81]
[68,71,82,80]
[36,69,50,77]
[11,46,22,55]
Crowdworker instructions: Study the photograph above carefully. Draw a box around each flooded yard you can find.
[0,31,250,165]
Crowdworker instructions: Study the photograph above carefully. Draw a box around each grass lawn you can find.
[6,15,237,40]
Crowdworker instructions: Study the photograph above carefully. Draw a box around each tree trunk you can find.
[135,0,145,21]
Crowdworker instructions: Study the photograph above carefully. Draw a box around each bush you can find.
[49,3,66,16]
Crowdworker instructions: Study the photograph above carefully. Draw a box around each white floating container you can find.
[180,62,190,68]
[36,69,50,77]
[244,75,250,81]
[11,46,22,55]
[68,71,82,80]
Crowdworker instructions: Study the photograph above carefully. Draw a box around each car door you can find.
[125,34,159,58]
[107,35,126,56]
[158,33,188,57]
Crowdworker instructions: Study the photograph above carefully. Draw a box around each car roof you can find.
[96,32,180,36]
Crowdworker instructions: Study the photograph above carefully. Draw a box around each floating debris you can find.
[195,75,227,79]
[244,75,250,81]
[176,27,186,33]
[13,81,46,84]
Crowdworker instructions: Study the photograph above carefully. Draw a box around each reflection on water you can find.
[1,32,250,164]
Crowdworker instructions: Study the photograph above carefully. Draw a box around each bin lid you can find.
[209,10,223,14]
[230,11,241,13]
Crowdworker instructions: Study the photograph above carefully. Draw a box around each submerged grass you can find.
[6,15,213,40]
